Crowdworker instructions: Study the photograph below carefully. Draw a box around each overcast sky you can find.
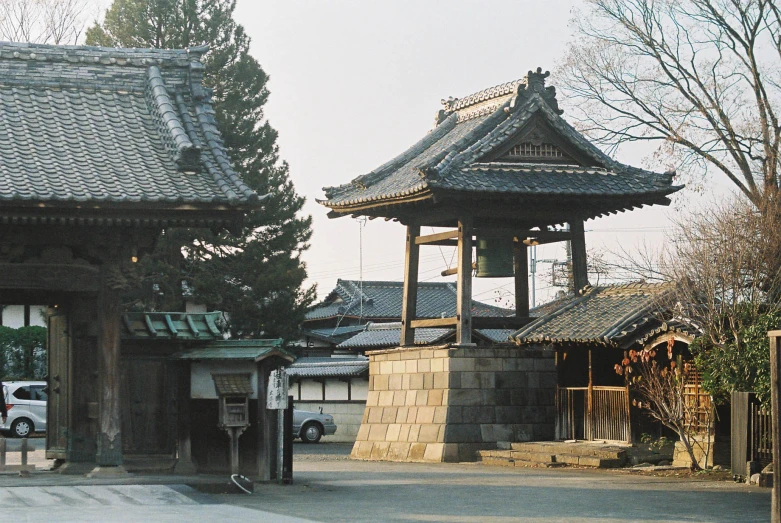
[88,0,731,307]
[230,0,708,307]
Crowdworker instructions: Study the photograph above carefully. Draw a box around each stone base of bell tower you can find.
[350,344,556,462]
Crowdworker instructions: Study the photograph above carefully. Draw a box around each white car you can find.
[0,381,47,438]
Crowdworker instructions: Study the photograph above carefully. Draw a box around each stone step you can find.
[479,448,625,469]
[505,442,627,460]
[476,452,566,469]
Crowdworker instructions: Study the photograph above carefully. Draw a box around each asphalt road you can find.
[220,442,771,523]
[0,442,768,522]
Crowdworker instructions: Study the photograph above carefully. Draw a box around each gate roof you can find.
[0,42,263,227]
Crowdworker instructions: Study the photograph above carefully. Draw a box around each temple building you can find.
[318,68,682,462]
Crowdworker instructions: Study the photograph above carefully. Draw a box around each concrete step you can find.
[506,442,627,461]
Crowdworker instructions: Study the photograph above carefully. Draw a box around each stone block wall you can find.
[350,344,556,462]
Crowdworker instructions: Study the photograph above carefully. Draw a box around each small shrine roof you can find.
[512,282,699,349]
[320,69,681,221]
[173,339,294,362]
[0,42,262,226]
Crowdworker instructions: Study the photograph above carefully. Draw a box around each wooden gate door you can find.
[120,357,174,456]
[46,309,70,459]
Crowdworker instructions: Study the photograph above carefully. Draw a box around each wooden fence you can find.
[556,386,631,443]
[731,391,773,478]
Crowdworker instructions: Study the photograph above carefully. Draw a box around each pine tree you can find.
[87,0,314,341]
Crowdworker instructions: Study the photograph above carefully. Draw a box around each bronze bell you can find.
[475,236,514,277]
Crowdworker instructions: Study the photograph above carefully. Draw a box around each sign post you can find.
[267,369,288,483]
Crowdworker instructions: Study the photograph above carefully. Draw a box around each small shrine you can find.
[319,69,682,462]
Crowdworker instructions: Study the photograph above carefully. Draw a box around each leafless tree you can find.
[0,0,93,44]
[560,0,781,207]
[603,195,781,350]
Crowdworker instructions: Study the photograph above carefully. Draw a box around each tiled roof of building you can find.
[286,357,369,378]
[305,279,513,322]
[173,339,294,362]
[319,69,681,219]
[0,42,262,225]
[337,323,453,349]
[335,322,518,350]
[302,325,368,345]
[512,282,694,349]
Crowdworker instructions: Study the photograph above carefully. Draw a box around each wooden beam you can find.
[410,317,458,329]
[441,262,475,277]
[0,263,99,292]
[415,229,458,245]
[456,216,473,345]
[400,223,421,346]
[514,243,530,318]
[570,219,589,292]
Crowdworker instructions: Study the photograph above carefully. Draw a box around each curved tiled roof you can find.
[305,279,513,322]
[512,282,697,349]
[0,42,262,225]
[286,357,369,378]
[320,70,681,219]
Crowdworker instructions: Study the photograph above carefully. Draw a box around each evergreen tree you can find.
[87,0,314,341]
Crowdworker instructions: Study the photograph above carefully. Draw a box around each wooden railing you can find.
[556,386,630,443]
[732,391,773,477]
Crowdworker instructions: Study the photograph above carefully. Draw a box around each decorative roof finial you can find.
[506,67,564,116]
[525,67,550,94]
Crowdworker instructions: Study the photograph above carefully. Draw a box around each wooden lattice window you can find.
[507,142,564,159]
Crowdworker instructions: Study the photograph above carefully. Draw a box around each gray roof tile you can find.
[305,279,513,322]
[320,75,681,217]
[0,42,261,220]
[512,282,697,348]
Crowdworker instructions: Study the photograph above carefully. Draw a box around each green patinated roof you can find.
[173,339,294,362]
[320,70,681,220]
[0,42,263,226]
[121,311,224,340]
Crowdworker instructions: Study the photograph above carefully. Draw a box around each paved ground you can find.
[0,441,770,522]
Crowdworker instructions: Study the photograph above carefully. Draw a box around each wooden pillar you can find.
[95,268,123,468]
[570,219,589,293]
[587,348,594,441]
[456,216,473,345]
[770,332,781,523]
[400,223,421,346]
[256,359,274,481]
[174,361,196,474]
[513,242,529,318]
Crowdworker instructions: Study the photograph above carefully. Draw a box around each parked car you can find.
[293,408,336,443]
[0,381,47,438]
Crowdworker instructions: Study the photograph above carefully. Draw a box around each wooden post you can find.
[95,268,123,468]
[570,219,589,293]
[256,359,273,481]
[587,348,594,441]
[513,242,530,318]
[400,223,421,346]
[456,216,473,345]
[769,331,781,523]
